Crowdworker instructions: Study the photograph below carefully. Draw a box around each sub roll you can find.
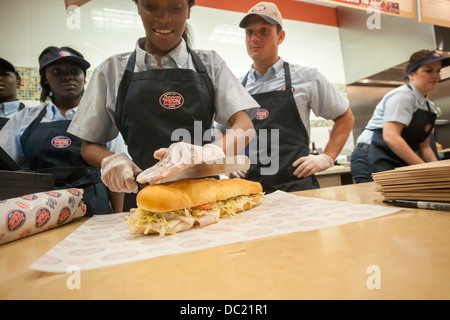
[126,178,263,236]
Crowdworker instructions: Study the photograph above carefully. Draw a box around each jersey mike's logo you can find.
[36,208,51,228]
[256,108,269,120]
[159,91,184,110]
[6,210,26,232]
[51,136,72,148]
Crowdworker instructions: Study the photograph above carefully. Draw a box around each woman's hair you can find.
[406,49,436,75]
[132,0,195,47]
[38,46,86,102]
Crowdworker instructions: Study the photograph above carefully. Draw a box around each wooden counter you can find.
[1,182,450,300]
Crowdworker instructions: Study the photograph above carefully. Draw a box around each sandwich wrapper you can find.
[29,190,404,273]
[0,189,86,245]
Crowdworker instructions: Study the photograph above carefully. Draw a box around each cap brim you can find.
[40,56,90,72]
[239,13,279,28]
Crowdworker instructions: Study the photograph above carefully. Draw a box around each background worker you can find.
[238,2,354,193]
[0,58,24,130]
[351,49,449,182]
[0,46,125,214]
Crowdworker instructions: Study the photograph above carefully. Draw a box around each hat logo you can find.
[433,53,441,57]
[252,5,266,12]
[59,51,72,57]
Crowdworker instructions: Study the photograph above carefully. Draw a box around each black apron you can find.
[20,106,111,216]
[0,102,25,130]
[242,62,319,194]
[368,84,437,173]
[115,47,215,210]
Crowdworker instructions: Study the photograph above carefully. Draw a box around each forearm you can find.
[418,138,438,162]
[323,108,354,160]
[81,140,115,168]
[214,111,255,157]
[383,122,424,165]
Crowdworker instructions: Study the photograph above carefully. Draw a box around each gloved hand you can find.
[292,154,334,178]
[136,142,225,184]
[101,152,141,193]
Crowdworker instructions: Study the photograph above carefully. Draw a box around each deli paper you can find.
[0,189,86,245]
[30,191,403,272]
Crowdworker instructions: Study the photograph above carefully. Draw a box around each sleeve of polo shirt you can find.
[199,50,259,124]
[0,107,36,167]
[382,90,415,126]
[68,60,121,144]
[310,70,349,120]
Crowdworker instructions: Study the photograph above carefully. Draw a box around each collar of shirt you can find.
[248,57,285,83]
[407,83,434,111]
[0,100,22,117]
[46,102,77,121]
[135,37,189,71]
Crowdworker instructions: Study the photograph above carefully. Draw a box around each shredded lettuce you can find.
[125,192,264,236]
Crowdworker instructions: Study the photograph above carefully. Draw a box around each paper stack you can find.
[372,159,450,202]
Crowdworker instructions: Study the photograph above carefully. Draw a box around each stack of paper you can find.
[372,159,450,202]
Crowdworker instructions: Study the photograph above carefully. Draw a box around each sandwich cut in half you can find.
[126,178,263,236]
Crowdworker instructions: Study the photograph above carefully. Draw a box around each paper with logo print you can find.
[29,191,403,272]
[0,189,86,246]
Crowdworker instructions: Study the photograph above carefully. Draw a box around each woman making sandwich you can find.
[68,0,259,210]
[351,50,449,182]
[0,46,126,215]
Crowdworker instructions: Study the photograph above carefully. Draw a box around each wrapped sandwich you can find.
[126,178,263,236]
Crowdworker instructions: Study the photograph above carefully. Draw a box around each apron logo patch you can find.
[424,124,432,132]
[256,108,269,120]
[159,91,184,110]
[51,136,72,149]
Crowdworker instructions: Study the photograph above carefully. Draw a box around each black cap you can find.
[39,48,90,73]
[0,57,18,73]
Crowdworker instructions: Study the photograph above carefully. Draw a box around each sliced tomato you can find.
[193,202,213,210]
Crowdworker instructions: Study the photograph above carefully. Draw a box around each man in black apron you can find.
[242,63,319,193]
[0,58,24,130]
[238,2,354,193]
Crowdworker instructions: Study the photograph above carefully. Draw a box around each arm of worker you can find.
[213,110,255,156]
[81,140,141,195]
[418,136,439,162]
[382,121,431,165]
[293,108,355,178]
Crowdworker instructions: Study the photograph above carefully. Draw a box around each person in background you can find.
[350,50,449,182]
[237,2,354,193]
[0,58,24,130]
[0,46,126,215]
[67,0,259,211]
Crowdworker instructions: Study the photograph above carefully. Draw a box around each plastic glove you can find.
[136,142,225,184]
[101,152,141,193]
[292,154,334,178]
